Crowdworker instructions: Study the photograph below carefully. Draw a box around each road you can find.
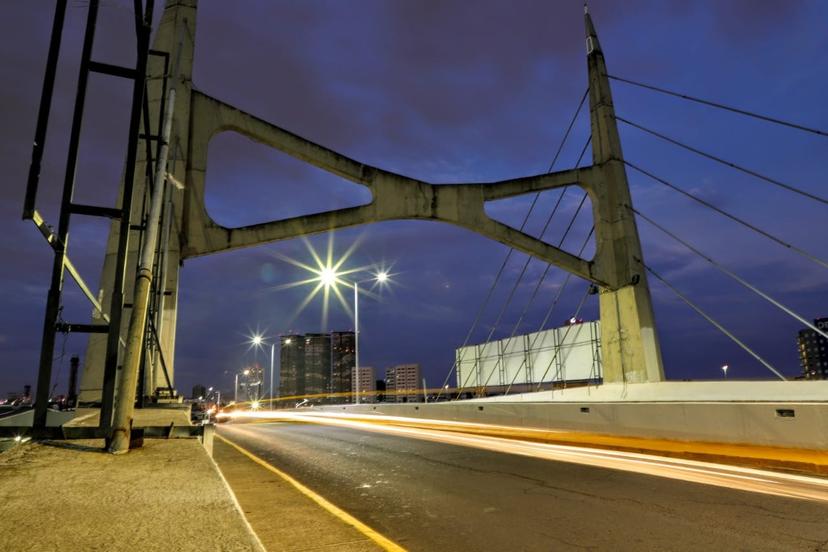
[218,421,828,551]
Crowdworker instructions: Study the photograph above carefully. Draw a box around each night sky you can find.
[1,1,827,398]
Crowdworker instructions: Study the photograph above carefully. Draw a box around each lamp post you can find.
[722,364,729,379]
[353,272,388,404]
[316,268,389,405]
[250,333,277,407]
[235,368,251,403]
[270,342,275,409]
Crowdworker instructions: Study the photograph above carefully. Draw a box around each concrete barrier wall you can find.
[0,409,76,427]
[315,400,828,450]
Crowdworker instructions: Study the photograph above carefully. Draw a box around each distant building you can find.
[352,366,376,402]
[386,364,421,403]
[331,331,356,399]
[304,333,332,396]
[798,317,828,380]
[279,334,305,398]
[191,384,207,400]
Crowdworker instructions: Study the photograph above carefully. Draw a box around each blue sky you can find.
[1,0,827,397]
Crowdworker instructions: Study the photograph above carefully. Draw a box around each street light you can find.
[318,269,391,404]
[235,368,252,403]
[248,333,277,409]
[353,271,390,404]
[722,364,729,379]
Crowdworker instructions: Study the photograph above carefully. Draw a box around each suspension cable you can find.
[624,159,828,270]
[452,184,572,398]
[437,88,589,400]
[533,285,593,391]
[616,115,828,206]
[475,140,592,393]
[607,74,828,139]
[630,205,828,341]
[479,186,591,392]
[504,226,595,395]
[642,261,786,381]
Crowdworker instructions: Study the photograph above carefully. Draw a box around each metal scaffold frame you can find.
[23,0,172,432]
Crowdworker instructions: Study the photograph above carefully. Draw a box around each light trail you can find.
[219,410,828,503]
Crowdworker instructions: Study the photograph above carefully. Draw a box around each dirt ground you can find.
[0,438,263,551]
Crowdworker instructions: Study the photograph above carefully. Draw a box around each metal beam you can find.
[55,323,109,334]
[22,0,67,220]
[88,60,138,80]
[34,0,100,431]
[69,203,122,219]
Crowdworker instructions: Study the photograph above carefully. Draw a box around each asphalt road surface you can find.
[218,422,828,551]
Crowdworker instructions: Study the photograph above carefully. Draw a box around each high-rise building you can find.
[191,384,206,400]
[304,333,332,396]
[331,331,356,399]
[352,366,376,402]
[799,317,828,380]
[279,334,305,398]
[386,364,421,403]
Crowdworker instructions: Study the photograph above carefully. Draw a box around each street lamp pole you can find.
[315,268,389,407]
[270,342,275,409]
[234,373,239,403]
[354,281,360,404]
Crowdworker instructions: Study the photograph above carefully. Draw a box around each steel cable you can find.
[642,261,785,381]
[616,115,828,206]
[624,159,828,270]
[477,142,592,393]
[436,88,589,400]
[503,226,595,395]
[630,205,828,341]
[608,74,828,139]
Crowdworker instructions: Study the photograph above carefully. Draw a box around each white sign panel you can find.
[456,321,601,388]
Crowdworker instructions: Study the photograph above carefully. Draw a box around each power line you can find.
[436,88,590,400]
[629,204,828,341]
[624,159,828,270]
[615,115,828,206]
[607,74,828,139]
[642,261,785,381]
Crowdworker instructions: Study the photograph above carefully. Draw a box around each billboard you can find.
[456,320,601,388]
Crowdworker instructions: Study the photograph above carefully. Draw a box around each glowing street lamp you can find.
[721,364,729,379]
[273,238,393,405]
[352,271,389,405]
[248,333,277,409]
[315,268,391,404]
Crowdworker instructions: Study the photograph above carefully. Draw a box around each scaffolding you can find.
[23,0,173,433]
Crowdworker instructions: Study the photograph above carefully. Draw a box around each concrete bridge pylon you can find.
[79,1,663,413]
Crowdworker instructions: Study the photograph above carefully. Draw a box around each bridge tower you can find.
[584,6,664,383]
[78,1,663,417]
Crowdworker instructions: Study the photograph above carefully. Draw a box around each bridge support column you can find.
[585,7,664,383]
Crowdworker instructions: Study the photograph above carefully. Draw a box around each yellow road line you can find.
[215,433,407,552]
